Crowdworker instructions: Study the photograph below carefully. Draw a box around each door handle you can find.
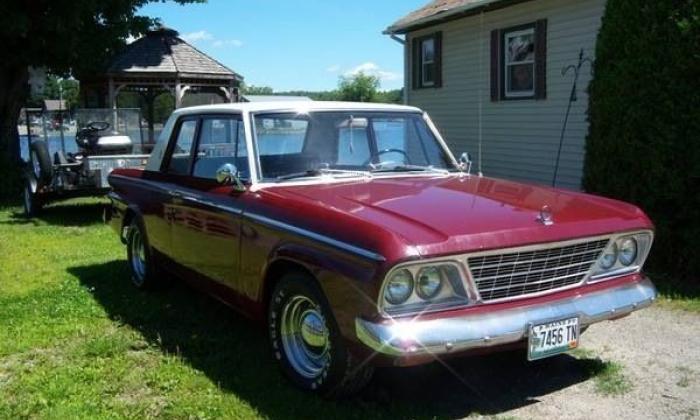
[168,190,183,198]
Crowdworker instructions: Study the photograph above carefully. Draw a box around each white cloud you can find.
[180,30,243,49]
[181,30,213,43]
[326,64,341,73]
[344,62,400,82]
[212,39,244,48]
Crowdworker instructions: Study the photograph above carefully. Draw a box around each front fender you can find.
[264,243,382,343]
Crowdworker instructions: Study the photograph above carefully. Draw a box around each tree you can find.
[0,0,204,199]
[375,88,403,104]
[242,85,274,95]
[35,76,80,111]
[583,0,700,282]
[337,72,380,102]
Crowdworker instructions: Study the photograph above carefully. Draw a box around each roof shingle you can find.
[108,27,241,79]
[386,0,509,33]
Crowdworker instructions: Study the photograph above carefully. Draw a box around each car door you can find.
[169,114,249,292]
[147,116,199,262]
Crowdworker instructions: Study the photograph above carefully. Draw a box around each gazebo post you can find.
[108,78,116,109]
[175,79,182,109]
[146,88,155,143]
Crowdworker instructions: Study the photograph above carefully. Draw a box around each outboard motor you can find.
[76,121,133,155]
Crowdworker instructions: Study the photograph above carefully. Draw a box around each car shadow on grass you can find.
[70,260,605,419]
[3,199,107,227]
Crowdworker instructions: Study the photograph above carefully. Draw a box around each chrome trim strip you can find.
[179,194,244,215]
[109,174,383,261]
[245,213,386,262]
[357,276,657,357]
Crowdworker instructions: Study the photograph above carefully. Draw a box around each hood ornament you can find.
[537,205,554,226]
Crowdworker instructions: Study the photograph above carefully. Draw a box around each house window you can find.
[504,27,535,97]
[413,32,442,89]
[421,38,436,86]
[491,20,547,101]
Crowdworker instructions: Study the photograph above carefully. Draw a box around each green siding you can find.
[406,0,606,190]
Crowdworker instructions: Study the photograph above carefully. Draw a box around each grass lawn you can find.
[0,198,429,419]
[1,198,697,419]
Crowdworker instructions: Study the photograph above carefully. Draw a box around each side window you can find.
[255,116,307,156]
[336,126,370,165]
[193,116,249,180]
[166,119,197,175]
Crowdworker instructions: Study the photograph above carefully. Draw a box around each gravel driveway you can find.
[365,306,699,419]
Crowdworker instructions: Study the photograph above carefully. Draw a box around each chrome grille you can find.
[468,239,609,302]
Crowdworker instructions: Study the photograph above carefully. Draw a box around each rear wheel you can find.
[126,218,163,290]
[22,182,42,217]
[29,140,53,185]
[268,272,374,397]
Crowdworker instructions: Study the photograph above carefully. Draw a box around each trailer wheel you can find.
[29,140,53,185]
[22,182,42,217]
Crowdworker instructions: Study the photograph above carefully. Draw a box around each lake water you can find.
[20,135,78,162]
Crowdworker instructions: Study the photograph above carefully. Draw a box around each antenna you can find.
[477,10,484,176]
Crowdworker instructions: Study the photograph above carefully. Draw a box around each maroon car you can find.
[107,101,656,397]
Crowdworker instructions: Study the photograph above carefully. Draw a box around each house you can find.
[385,0,605,190]
[42,99,68,112]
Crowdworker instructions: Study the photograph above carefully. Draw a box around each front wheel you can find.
[126,218,163,290]
[268,272,374,397]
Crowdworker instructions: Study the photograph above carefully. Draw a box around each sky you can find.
[137,0,427,92]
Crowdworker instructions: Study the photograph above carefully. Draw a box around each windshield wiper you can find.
[369,164,450,175]
[276,168,372,181]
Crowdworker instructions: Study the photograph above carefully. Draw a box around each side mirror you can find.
[216,163,246,192]
[458,152,473,175]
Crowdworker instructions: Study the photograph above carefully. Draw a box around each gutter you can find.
[386,34,409,105]
[384,0,533,35]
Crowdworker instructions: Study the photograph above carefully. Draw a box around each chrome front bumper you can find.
[355,277,656,357]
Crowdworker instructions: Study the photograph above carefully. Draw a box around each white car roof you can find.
[145,101,424,172]
[171,101,422,115]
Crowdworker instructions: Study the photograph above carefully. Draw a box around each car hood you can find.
[263,175,652,258]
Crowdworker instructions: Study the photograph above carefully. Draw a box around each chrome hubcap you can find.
[280,295,330,379]
[129,228,146,285]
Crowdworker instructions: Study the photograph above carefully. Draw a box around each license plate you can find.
[528,316,579,361]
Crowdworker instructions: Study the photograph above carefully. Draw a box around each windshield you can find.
[252,111,456,181]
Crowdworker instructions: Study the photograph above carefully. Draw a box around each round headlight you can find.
[416,266,443,299]
[600,242,618,269]
[618,237,638,266]
[384,269,414,305]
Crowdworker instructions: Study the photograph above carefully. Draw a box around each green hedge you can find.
[584,1,700,283]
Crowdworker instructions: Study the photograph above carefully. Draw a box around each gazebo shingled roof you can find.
[107,27,242,80]
[82,26,244,143]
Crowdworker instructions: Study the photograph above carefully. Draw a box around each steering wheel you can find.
[363,148,410,166]
[87,121,110,131]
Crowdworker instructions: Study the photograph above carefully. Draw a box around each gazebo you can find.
[81,27,243,142]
